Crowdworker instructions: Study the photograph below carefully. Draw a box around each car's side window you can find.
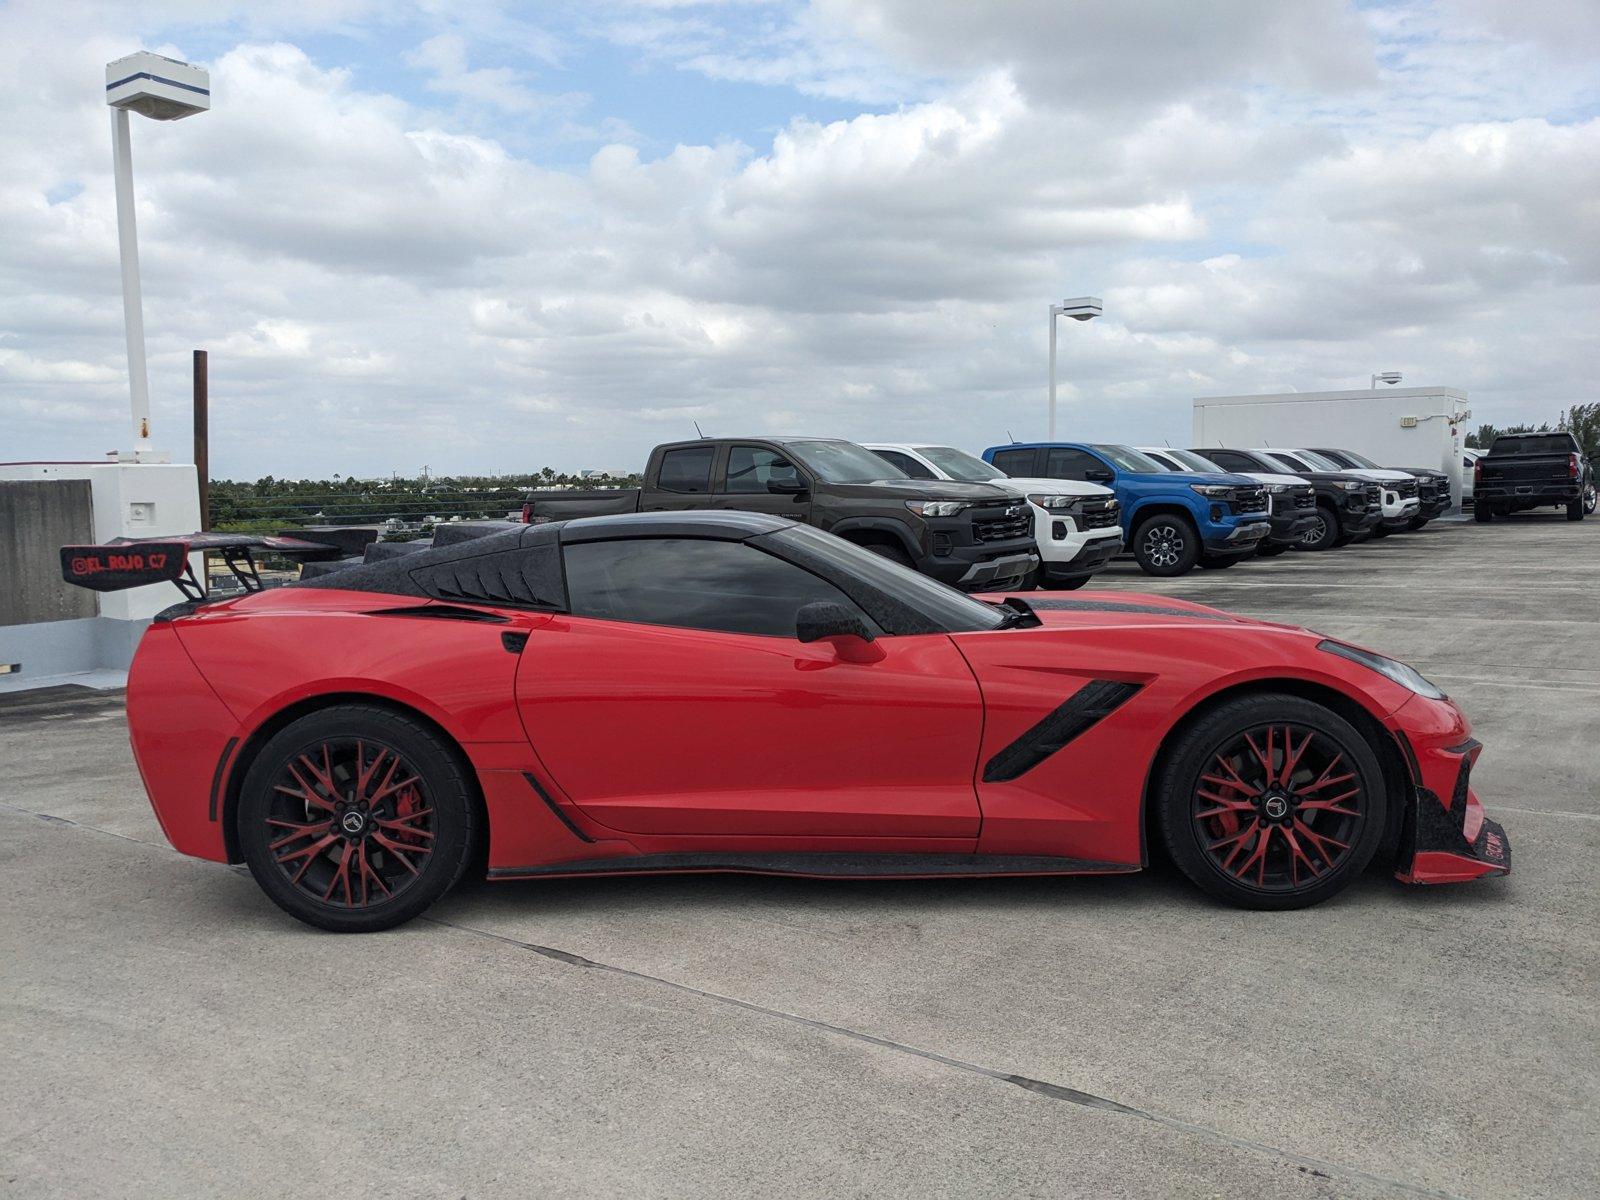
[656,446,716,493]
[872,450,936,479]
[1044,448,1100,480]
[990,448,1036,476]
[563,538,880,638]
[1208,450,1250,472]
[725,445,803,494]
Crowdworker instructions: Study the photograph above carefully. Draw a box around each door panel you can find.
[515,617,984,839]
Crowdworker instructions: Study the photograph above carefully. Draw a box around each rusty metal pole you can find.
[193,349,209,528]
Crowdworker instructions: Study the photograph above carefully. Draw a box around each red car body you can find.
[124,564,1505,892]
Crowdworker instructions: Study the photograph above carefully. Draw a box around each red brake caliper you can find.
[393,786,425,849]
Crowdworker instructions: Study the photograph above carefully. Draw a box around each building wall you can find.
[0,480,97,625]
[1192,388,1470,505]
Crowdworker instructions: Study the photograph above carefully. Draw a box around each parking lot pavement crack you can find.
[421,914,1468,1200]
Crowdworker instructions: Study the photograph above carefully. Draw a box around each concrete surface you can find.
[3,512,1596,1199]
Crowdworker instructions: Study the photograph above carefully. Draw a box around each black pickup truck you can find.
[522,437,1040,590]
[1308,447,1454,530]
[1474,432,1595,522]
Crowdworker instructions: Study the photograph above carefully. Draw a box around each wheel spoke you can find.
[1292,819,1349,865]
[276,833,338,884]
[1280,825,1321,885]
[1279,729,1314,787]
[371,831,424,875]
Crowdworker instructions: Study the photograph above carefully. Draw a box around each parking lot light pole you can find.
[1371,371,1403,390]
[105,52,211,462]
[1049,297,1102,439]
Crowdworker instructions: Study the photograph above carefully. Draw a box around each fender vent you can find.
[983,680,1144,782]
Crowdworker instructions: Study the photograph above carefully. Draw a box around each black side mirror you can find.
[796,601,874,644]
[1085,467,1114,483]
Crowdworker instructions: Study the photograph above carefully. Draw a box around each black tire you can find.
[1567,494,1586,521]
[1297,504,1340,551]
[1585,482,1598,515]
[862,541,915,568]
[1132,513,1200,576]
[1406,517,1430,531]
[1199,555,1240,569]
[238,705,476,932]
[1043,574,1093,591]
[1369,523,1391,538]
[1475,502,1492,523]
[1256,543,1290,558]
[1155,693,1387,910]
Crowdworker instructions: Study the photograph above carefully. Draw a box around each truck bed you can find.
[525,489,643,520]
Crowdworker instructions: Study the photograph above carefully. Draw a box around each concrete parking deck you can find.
[3,514,1596,1198]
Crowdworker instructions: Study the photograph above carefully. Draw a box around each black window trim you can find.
[991,447,1041,477]
[655,443,719,495]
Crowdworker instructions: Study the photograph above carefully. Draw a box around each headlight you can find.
[1266,483,1290,494]
[1340,480,1362,491]
[1319,640,1446,699]
[1189,484,1234,499]
[1026,494,1077,511]
[905,500,971,518]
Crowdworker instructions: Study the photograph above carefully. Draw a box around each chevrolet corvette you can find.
[62,512,1509,932]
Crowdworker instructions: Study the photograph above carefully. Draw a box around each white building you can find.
[1192,387,1471,505]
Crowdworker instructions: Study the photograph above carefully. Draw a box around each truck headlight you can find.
[1190,484,1234,499]
[905,500,972,518]
[1026,494,1077,511]
[1266,483,1290,494]
[1340,480,1362,491]
[1318,641,1446,699]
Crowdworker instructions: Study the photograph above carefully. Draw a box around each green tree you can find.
[1561,403,1599,461]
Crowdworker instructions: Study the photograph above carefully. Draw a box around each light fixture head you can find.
[106,52,210,120]
[1056,296,1102,322]
[1374,371,1403,386]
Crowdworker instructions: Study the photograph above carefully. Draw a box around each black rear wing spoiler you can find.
[60,533,340,601]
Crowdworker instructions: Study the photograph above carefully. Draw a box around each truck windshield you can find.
[1293,450,1346,471]
[1328,448,1380,469]
[916,446,1008,482]
[785,440,909,483]
[1163,449,1224,472]
[1090,444,1168,473]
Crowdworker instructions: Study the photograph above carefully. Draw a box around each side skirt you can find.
[488,852,1138,882]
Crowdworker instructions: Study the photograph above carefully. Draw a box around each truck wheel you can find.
[1132,514,1199,576]
[1568,495,1587,521]
[1475,502,1492,523]
[862,542,915,568]
[1586,482,1597,515]
[1406,517,1430,531]
[1369,524,1391,539]
[1297,505,1339,551]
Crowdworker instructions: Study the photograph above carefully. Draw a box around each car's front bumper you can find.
[1202,519,1271,555]
[1391,700,1511,886]
[1266,512,1320,545]
[949,551,1039,590]
[1041,533,1122,581]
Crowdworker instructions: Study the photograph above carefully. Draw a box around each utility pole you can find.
[193,350,209,527]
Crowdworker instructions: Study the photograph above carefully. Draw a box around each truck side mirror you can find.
[1086,467,1114,483]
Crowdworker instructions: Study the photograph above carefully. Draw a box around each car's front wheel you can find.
[1133,514,1199,576]
[1155,693,1387,910]
[238,705,476,932]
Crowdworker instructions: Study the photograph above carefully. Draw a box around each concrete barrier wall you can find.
[1,480,97,626]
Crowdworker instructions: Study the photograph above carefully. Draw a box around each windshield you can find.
[785,440,908,483]
[1090,444,1169,473]
[770,525,1006,633]
[1164,449,1224,472]
[917,446,1007,482]
[1327,448,1379,469]
[1492,435,1577,456]
[1263,450,1313,472]
[1293,449,1346,471]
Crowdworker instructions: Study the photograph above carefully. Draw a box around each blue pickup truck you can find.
[981,442,1272,576]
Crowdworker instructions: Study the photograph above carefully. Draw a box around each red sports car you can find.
[63,512,1509,932]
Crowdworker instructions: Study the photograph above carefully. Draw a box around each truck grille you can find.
[1074,498,1121,529]
[1293,487,1316,510]
[1395,478,1418,499]
[972,506,1031,543]
[1233,486,1268,514]
[1363,483,1382,509]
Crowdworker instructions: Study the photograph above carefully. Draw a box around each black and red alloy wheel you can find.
[264,737,437,908]
[1191,722,1365,892]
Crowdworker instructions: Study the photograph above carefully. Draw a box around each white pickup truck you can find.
[865,443,1122,589]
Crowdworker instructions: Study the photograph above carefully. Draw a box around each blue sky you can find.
[2,0,1596,478]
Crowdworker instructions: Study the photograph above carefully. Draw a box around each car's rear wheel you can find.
[1132,514,1199,576]
[238,706,475,932]
[1567,487,1589,521]
[1296,505,1339,551]
[1155,694,1386,910]
[1475,501,1492,523]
